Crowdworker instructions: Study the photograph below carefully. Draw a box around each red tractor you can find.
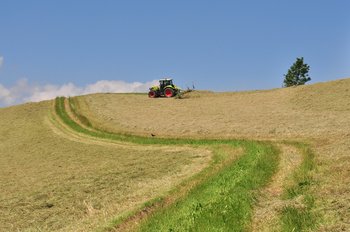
[148,79,180,98]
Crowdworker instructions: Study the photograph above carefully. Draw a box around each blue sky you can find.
[0,0,349,105]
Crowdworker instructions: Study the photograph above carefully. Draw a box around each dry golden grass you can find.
[0,101,210,231]
[80,77,350,231]
[81,78,350,140]
[1,78,349,231]
[251,144,302,232]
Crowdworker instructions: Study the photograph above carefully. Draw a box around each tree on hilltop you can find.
[283,57,311,87]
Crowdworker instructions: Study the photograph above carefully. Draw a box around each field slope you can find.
[0,77,349,231]
[77,77,350,231]
[0,101,211,231]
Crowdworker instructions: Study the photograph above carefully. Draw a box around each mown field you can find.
[0,78,349,231]
[0,101,210,231]
[80,78,350,231]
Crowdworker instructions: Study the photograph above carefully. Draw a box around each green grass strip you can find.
[281,142,317,231]
[56,96,241,146]
[55,97,280,231]
[138,142,278,232]
[68,97,93,127]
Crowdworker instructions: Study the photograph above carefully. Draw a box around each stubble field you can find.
[79,78,350,231]
[0,78,349,231]
[0,101,210,231]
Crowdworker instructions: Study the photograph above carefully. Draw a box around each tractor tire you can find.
[148,90,157,98]
[164,88,174,98]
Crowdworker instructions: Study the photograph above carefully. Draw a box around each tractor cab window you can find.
[165,80,173,86]
[160,79,173,88]
[160,81,165,89]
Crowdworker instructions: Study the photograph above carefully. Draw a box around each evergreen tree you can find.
[283,57,311,87]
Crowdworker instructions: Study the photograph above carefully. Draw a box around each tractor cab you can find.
[159,79,174,90]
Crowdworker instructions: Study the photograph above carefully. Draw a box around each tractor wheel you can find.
[148,90,157,98]
[164,88,174,98]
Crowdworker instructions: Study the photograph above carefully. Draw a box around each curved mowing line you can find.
[54,97,280,231]
[55,96,247,146]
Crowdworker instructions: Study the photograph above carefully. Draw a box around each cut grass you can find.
[56,97,242,146]
[3,76,347,231]
[137,142,279,232]
[280,142,317,231]
[102,144,241,232]
[67,96,322,232]
[79,79,350,230]
[55,97,281,231]
[68,96,92,127]
[0,101,209,232]
[284,143,315,198]
[79,78,350,140]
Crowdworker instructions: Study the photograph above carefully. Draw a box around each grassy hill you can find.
[0,78,349,231]
[77,78,350,231]
[80,78,350,140]
[0,101,210,231]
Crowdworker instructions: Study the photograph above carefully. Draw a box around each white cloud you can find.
[0,56,3,68]
[0,84,13,105]
[0,79,158,107]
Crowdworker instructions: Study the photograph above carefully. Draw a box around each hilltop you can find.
[80,78,350,140]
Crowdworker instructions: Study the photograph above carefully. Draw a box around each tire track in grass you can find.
[251,144,302,231]
[136,142,279,232]
[112,144,243,232]
[48,99,211,153]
